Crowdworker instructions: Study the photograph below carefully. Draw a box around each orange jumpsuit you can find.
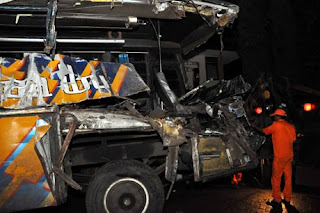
[263,119,296,203]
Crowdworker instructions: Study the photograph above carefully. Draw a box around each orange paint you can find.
[44,80,59,103]
[81,61,99,77]
[1,54,145,109]
[0,116,51,209]
[0,117,37,168]
[40,60,60,78]
[111,64,128,95]
[0,58,26,80]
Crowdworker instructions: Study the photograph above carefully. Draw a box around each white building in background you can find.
[185,49,239,89]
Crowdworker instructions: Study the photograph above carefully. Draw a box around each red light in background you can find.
[304,103,315,112]
[231,172,243,186]
[255,107,263,114]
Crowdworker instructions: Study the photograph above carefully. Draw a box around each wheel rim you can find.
[103,178,149,213]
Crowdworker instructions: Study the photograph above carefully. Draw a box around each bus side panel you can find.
[0,115,56,213]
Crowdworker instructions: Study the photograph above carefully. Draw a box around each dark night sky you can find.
[228,0,320,88]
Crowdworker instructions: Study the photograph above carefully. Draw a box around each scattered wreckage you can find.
[0,1,265,213]
[0,53,265,213]
[0,0,239,55]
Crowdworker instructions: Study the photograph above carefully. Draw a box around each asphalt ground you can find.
[17,169,320,213]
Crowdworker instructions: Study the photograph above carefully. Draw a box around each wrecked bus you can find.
[0,53,265,213]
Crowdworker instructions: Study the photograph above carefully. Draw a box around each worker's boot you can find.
[282,199,292,212]
[267,200,282,212]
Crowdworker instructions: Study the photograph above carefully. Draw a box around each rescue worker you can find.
[253,108,296,211]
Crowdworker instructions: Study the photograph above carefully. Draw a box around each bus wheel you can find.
[85,160,164,213]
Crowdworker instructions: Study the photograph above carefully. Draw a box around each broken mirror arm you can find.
[44,0,57,56]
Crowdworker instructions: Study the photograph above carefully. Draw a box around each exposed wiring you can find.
[149,19,163,72]
[185,0,212,26]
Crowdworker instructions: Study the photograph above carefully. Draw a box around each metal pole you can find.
[0,37,125,44]
[0,5,47,12]
[44,0,58,55]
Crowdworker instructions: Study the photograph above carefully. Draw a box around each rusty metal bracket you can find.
[53,113,82,191]
[166,181,175,200]
[191,133,201,182]
[165,146,179,182]
[148,118,188,147]
[44,0,57,55]
[122,100,140,116]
